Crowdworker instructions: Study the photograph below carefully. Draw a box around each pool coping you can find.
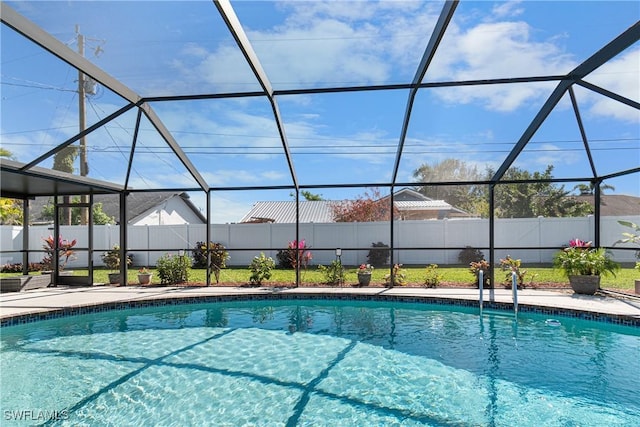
[1,286,640,327]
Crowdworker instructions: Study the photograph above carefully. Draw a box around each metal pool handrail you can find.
[479,270,518,317]
[479,270,484,314]
[512,272,518,316]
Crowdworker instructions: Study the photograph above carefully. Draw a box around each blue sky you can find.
[1,1,639,223]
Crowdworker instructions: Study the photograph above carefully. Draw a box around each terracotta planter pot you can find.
[569,275,600,295]
[635,279,640,295]
[108,273,120,285]
[138,273,152,285]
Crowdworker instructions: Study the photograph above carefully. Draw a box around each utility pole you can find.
[77,25,89,225]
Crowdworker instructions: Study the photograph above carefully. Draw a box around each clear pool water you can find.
[1,300,639,426]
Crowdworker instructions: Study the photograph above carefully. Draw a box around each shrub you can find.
[276,239,312,269]
[156,253,191,285]
[0,262,45,273]
[424,264,443,288]
[367,242,390,267]
[470,259,492,288]
[614,220,640,269]
[249,253,275,285]
[458,246,484,265]
[192,241,229,283]
[192,241,210,268]
[499,255,532,289]
[384,263,407,286]
[101,245,132,271]
[317,260,345,286]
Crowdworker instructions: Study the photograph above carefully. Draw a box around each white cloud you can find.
[200,169,286,186]
[166,1,441,92]
[518,143,582,169]
[491,1,525,19]
[428,21,576,111]
[162,1,598,118]
[248,19,390,86]
[580,48,640,123]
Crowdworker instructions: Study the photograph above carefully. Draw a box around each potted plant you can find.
[614,220,640,294]
[101,245,131,286]
[357,264,373,286]
[137,267,152,285]
[553,239,619,295]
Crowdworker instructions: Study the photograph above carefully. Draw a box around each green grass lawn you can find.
[93,265,640,291]
[3,266,637,291]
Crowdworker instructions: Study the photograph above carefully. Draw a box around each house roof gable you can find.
[29,191,206,224]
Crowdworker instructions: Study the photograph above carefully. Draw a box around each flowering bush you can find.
[569,238,592,248]
[554,239,618,277]
[249,253,275,285]
[276,239,312,269]
[138,267,150,274]
[156,253,191,285]
[358,264,373,274]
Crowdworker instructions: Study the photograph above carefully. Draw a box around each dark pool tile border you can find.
[1,293,639,327]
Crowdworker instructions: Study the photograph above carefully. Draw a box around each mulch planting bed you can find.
[136,281,637,296]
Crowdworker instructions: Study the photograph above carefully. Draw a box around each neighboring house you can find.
[239,188,470,223]
[575,194,640,217]
[123,192,206,225]
[380,188,471,220]
[240,200,333,223]
[30,192,206,225]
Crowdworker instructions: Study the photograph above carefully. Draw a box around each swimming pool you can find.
[1,299,639,426]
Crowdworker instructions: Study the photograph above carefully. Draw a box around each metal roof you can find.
[394,200,452,211]
[240,201,334,223]
[1,159,121,199]
[240,198,466,223]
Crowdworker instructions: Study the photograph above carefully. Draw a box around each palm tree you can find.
[573,182,615,195]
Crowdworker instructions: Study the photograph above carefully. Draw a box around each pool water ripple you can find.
[1,300,638,426]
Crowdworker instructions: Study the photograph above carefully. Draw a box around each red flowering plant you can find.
[554,238,618,277]
[42,235,77,271]
[276,239,313,270]
[569,238,592,249]
[358,264,374,274]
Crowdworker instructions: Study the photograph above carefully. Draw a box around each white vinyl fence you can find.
[1,216,638,269]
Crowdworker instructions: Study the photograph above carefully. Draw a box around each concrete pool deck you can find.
[2,285,640,326]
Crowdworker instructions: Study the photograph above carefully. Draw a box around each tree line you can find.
[329,159,596,221]
[1,152,598,224]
